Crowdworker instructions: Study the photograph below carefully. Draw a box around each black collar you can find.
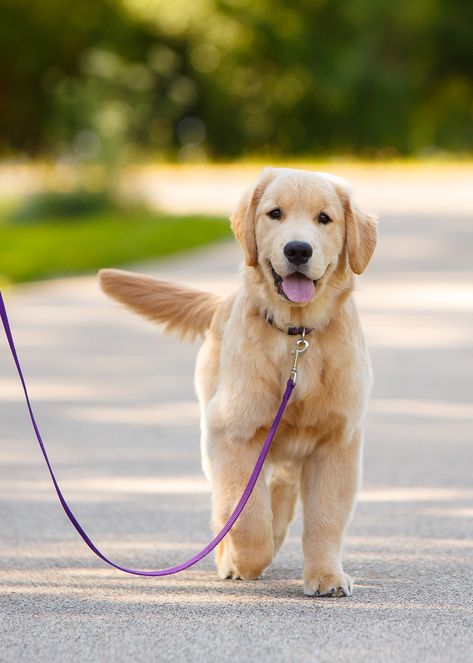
[265,311,314,336]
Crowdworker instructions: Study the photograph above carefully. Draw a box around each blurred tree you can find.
[0,0,471,159]
[0,0,193,161]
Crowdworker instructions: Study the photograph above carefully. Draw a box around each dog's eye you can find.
[318,212,331,225]
[268,208,282,220]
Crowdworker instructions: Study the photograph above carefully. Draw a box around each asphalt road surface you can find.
[1,189,472,661]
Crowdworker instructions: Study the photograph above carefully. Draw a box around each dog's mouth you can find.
[270,263,317,303]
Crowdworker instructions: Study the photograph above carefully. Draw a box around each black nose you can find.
[283,241,313,265]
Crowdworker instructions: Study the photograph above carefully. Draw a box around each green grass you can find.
[0,211,231,284]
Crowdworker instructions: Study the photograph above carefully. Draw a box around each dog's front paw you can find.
[303,571,353,597]
[218,566,241,580]
[215,540,241,580]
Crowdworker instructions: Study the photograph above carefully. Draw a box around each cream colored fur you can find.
[99,269,221,341]
[99,167,378,597]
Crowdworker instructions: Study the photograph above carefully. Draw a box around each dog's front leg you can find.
[209,431,274,581]
[301,428,362,597]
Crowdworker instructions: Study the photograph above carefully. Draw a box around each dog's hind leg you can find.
[270,475,299,555]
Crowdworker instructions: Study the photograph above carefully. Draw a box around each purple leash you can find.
[0,291,304,576]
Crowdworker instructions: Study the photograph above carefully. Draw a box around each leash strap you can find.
[0,291,295,576]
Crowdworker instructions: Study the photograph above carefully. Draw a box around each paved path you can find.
[1,189,472,661]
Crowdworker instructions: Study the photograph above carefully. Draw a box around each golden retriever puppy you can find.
[99,167,377,597]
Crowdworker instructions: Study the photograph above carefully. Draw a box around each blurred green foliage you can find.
[10,189,116,223]
[0,0,471,160]
[0,210,230,283]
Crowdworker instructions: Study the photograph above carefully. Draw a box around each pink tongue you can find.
[281,273,315,303]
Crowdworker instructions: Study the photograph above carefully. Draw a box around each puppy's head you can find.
[231,167,377,306]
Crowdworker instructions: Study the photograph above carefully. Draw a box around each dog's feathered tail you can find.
[99,269,221,341]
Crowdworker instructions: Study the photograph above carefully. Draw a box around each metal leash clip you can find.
[289,328,309,384]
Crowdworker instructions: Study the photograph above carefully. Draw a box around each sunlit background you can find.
[2,0,472,161]
[0,0,472,284]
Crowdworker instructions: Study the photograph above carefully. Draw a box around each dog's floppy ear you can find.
[345,200,378,274]
[336,182,378,275]
[230,168,275,267]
